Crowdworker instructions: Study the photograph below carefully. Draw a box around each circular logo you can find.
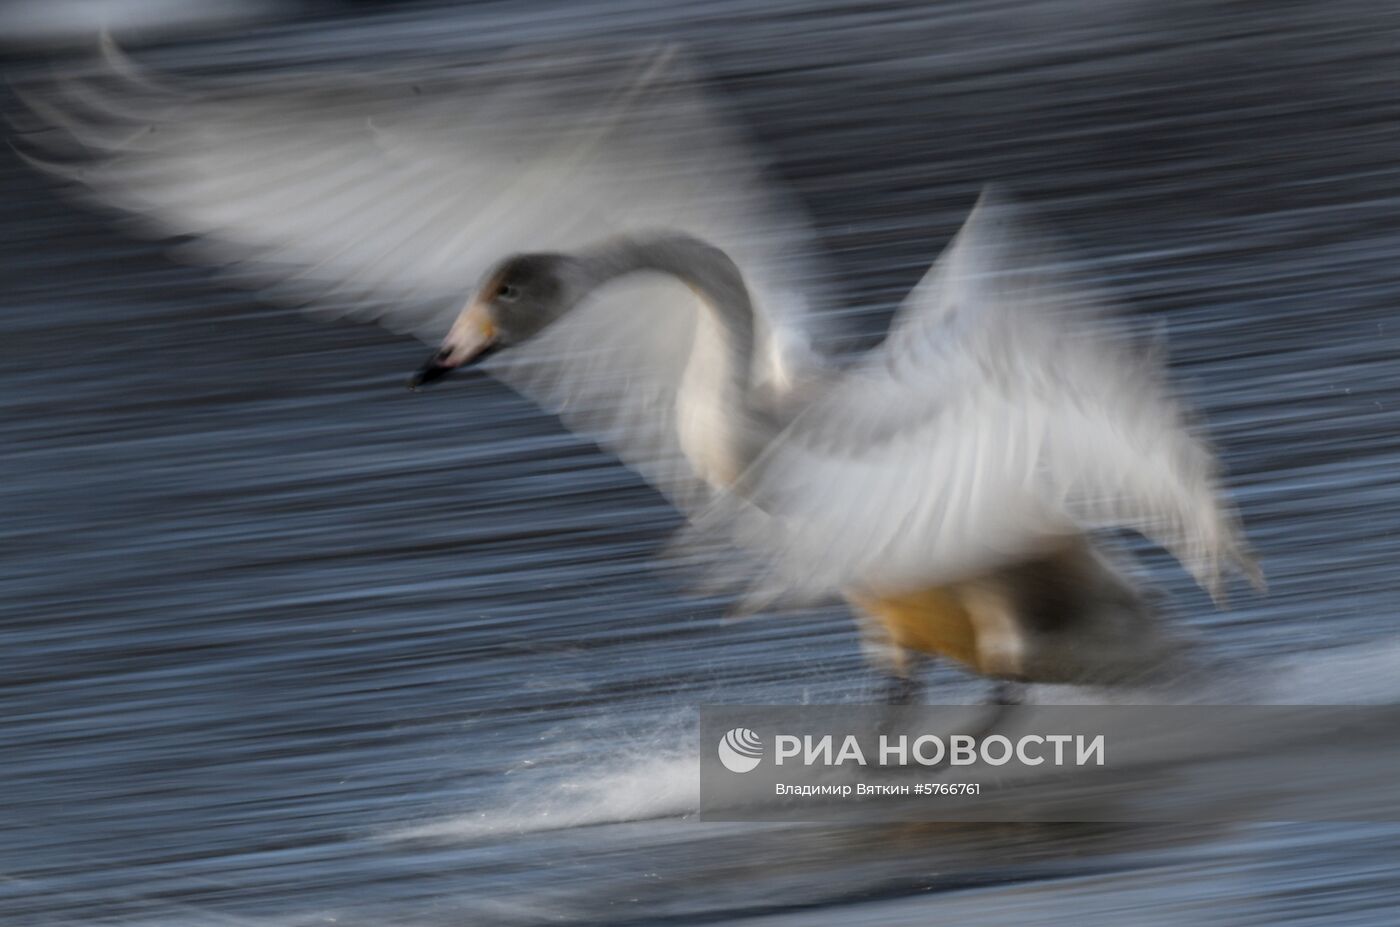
[717,727,763,773]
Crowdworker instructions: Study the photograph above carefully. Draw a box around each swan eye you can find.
[497,284,520,302]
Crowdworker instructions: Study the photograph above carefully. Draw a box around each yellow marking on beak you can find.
[440,299,498,366]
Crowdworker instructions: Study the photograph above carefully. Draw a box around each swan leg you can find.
[846,585,982,678]
[847,538,1144,691]
[847,587,970,707]
[989,679,1027,705]
[880,669,925,706]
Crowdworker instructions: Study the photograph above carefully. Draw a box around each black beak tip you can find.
[407,359,454,391]
[407,343,501,391]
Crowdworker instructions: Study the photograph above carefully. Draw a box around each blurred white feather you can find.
[683,191,1261,610]
[14,39,829,513]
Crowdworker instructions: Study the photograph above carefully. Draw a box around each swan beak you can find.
[408,301,498,390]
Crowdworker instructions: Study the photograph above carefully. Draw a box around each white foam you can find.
[390,637,1400,843]
[1256,636,1400,703]
[1030,635,1400,706]
[390,720,701,841]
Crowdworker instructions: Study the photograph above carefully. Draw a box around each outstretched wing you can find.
[696,189,1260,603]
[14,41,825,512]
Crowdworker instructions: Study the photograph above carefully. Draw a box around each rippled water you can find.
[3,1,1400,924]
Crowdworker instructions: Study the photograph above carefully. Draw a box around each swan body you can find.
[420,217,1253,687]
[16,42,1261,690]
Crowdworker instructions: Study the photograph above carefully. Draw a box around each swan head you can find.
[409,252,578,388]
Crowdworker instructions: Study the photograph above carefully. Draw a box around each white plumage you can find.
[708,190,1260,604]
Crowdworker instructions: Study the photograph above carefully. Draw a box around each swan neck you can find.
[577,233,764,487]
[581,233,757,384]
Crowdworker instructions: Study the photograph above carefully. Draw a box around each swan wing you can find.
[695,189,1259,603]
[15,41,824,512]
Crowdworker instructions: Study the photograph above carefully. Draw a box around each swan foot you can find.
[881,673,925,706]
[988,679,1026,706]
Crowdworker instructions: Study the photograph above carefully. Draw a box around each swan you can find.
[15,41,1262,700]
[412,208,1262,700]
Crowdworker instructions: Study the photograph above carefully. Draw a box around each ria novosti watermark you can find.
[719,725,1104,772]
[700,705,1400,822]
